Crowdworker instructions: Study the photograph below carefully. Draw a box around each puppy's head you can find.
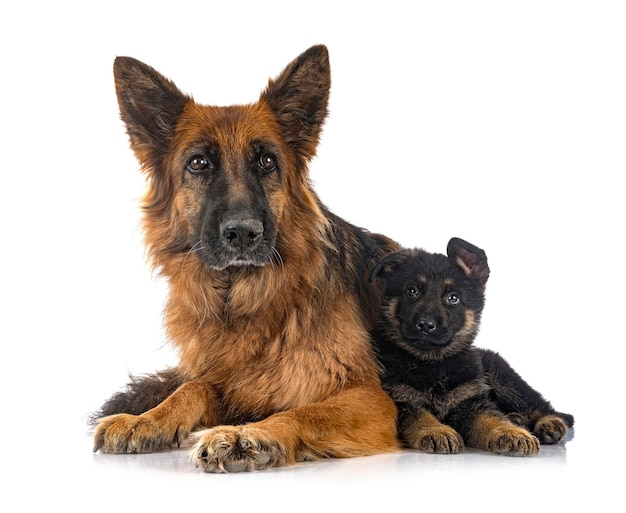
[371,238,489,361]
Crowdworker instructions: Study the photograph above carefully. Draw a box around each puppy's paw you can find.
[410,425,465,454]
[191,425,287,473]
[93,413,187,454]
[533,414,568,444]
[486,426,540,456]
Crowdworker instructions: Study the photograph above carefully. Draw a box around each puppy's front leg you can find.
[192,385,400,472]
[400,409,465,454]
[94,380,221,453]
[468,412,540,456]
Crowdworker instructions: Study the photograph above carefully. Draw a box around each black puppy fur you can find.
[371,238,574,456]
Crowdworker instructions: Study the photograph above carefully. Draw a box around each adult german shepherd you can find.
[92,45,401,472]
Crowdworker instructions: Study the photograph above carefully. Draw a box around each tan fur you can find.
[469,413,540,456]
[402,410,465,454]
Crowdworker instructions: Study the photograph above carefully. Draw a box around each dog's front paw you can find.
[533,414,568,444]
[93,413,187,454]
[191,425,287,473]
[486,426,540,456]
[409,425,465,454]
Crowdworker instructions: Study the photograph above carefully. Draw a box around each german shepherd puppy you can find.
[91,46,402,471]
[370,238,574,456]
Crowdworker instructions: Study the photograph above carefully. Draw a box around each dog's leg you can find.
[468,412,540,456]
[531,414,569,443]
[191,385,399,472]
[93,380,220,453]
[507,411,569,444]
[400,409,465,454]
[481,349,574,435]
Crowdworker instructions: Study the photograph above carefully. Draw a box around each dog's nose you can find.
[221,219,264,249]
[416,317,438,334]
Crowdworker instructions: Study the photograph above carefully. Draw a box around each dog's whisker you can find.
[182,240,206,268]
[270,246,284,267]
[189,240,205,253]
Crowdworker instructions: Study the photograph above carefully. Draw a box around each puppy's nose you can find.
[416,317,438,334]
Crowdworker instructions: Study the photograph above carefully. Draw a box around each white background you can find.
[1,1,624,510]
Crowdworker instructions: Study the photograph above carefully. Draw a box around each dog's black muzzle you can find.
[220,217,264,252]
[200,210,276,271]
[401,315,451,348]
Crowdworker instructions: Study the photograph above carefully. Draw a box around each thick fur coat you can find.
[92,46,401,472]
[371,238,574,455]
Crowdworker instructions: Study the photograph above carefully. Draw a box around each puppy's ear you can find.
[114,57,190,170]
[447,238,490,286]
[369,250,415,284]
[261,45,330,165]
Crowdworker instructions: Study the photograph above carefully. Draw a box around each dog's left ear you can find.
[261,45,330,165]
[447,238,490,286]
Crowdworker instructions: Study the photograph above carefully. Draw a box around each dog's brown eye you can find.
[407,286,419,299]
[259,153,277,172]
[447,293,460,305]
[187,155,212,174]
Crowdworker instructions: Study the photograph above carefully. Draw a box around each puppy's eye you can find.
[258,153,277,173]
[407,286,419,299]
[447,293,460,305]
[187,155,212,174]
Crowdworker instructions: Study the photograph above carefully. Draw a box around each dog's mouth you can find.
[199,239,275,271]
[195,216,278,271]
[400,322,451,350]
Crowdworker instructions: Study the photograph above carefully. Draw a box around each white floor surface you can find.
[8,418,613,512]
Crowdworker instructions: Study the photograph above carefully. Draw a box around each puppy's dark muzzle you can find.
[402,315,450,347]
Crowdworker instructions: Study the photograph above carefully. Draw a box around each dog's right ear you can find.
[369,250,415,284]
[113,57,190,169]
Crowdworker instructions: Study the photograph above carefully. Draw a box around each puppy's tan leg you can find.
[469,413,540,456]
[94,380,220,453]
[401,410,465,454]
[191,385,400,473]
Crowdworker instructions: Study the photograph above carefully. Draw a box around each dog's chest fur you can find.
[379,342,490,418]
[165,259,380,421]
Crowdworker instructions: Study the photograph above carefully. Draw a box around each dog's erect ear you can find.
[369,250,416,284]
[447,238,490,286]
[113,57,190,167]
[261,45,330,165]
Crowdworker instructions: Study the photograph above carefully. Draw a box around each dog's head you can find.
[113,46,331,272]
[370,238,490,360]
